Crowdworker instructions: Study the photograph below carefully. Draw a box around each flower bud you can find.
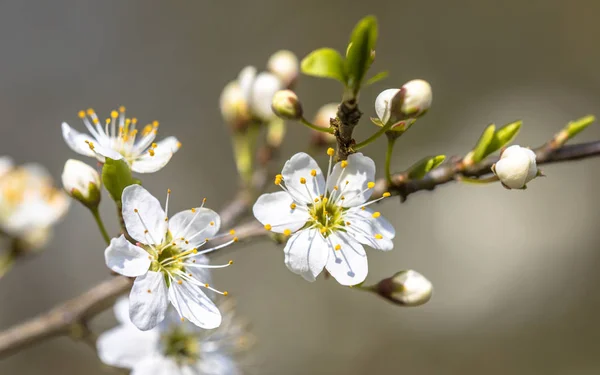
[219,81,251,131]
[62,159,101,208]
[249,72,284,121]
[492,145,538,189]
[311,103,338,146]
[267,50,299,88]
[375,79,432,126]
[375,270,433,306]
[271,90,303,120]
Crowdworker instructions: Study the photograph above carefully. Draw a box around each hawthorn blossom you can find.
[492,145,538,189]
[0,157,69,248]
[252,150,396,286]
[61,107,180,173]
[104,185,236,331]
[98,297,252,375]
[238,66,284,121]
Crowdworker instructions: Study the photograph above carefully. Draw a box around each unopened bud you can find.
[376,270,433,306]
[267,50,299,88]
[62,159,101,208]
[491,145,538,189]
[249,72,283,121]
[219,81,251,131]
[271,90,303,120]
[375,79,432,127]
[311,103,338,146]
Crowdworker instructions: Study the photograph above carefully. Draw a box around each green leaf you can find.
[407,155,446,179]
[345,15,378,94]
[485,120,521,156]
[365,71,389,86]
[102,158,140,203]
[565,115,595,139]
[471,124,496,163]
[300,48,347,83]
[370,116,385,127]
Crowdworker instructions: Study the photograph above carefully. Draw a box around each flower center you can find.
[160,326,200,364]
[307,196,346,237]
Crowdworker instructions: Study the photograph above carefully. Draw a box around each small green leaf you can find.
[102,158,140,203]
[301,48,347,83]
[486,120,522,156]
[345,15,378,94]
[370,116,385,127]
[407,155,446,179]
[365,71,389,86]
[565,115,595,139]
[471,124,496,163]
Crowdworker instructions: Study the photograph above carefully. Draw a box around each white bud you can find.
[492,145,538,189]
[375,88,401,125]
[267,50,299,88]
[238,66,257,101]
[271,90,303,120]
[375,79,432,126]
[311,103,338,145]
[385,270,433,306]
[219,81,250,129]
[62,159,101,207]
[249,72,284,121]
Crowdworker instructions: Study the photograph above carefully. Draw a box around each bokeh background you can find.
[2,0,600,374]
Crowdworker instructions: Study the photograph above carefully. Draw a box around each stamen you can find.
[165,188,171,219]
[340,160,348,169]
[368,182,375,189]
[290,203,297,209]
[264,224,272,231]
[310,169,317,177]
[283,229,292,236]
[375,234,383,239]
[372,212,381,218]
[335,244,341,251]
[300,177,306,184]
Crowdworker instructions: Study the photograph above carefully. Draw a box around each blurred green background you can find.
[2,0,600,374]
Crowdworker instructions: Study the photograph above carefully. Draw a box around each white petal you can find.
[249,72,283,120]
[131,136,180,174]
[252,191,310,233]
[92,143,125,161]
[327,153,376,207]
[113,296,132,325]
[184,255,212,285]
[345,207,395,251]
[168,207,220,250]
[168,280,222,329]
[494,153,530,189]
[3,198,67,235]
[238,65,257,101]
[283,228,329,282]
[122,185,167,245]
[0,156,13,178]
[196,354,241,375]
[374,88,400,124]
[131,357,180,375]
[281,152,325,204]
[61,122,97,158]
[129,271,169,331]
[104,235,151,277]
[97,325,160,369]
[325,232,368,286]
[524,148,538,182]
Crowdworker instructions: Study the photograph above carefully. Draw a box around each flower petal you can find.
[113,296,132,325]
[97,325,160,369]
[327,153,375,207]
[105,235,152,277]
[374,88,400,124]
[345,207,395,251]
[168,280,222,329]
[131,137,180,174]
[325,232,368,286]
[238,65,257,101]
[252,191,310,234]
[122,185,167,245]
[249,72,282,120]
[184,255,212,285]
[196,353,241,375]
[131,357,180,375]
[283,228,328,282]
[281,152,325,204]
[168,207,220,250]
[61,122,97,158]
[0,156,13,178]
[129,271,169,331]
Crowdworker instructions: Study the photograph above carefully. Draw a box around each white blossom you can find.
[237,66,284,121]
[252,150,396,286]
[492,145,538,189]
[61,107,181,173]
[104,185,237,330]
[267,50,299,87]
[97,297,251,375]
[0,157,69,244]
[61,159,100,202]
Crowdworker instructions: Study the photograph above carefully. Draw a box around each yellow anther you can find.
[143,125,153,134]
[228,260,234,265]
[167,189,171,194]
[340,160,348,168]
[372,212,381,218]
[361,207,366,210]
[111,110,119,118]
[132,117,138,124]
[346,221,351,226]
[375,234,383,239]
[119,106,126,112]
[85,140,95,150]
[152,120,159,127]
[148,149,155,157]
[274,175,283,185]
[191,207,196,213]
[77,110,86,118]
[134,208,139,213]
[310,169,317,177]
[340,196,345,200]
[92,118,99,124]
[233,237,239,242]
[151,142,158,149]
[367,182,375,189]
[192,259,196,263]
[210,221,215,226]
[290,203,297,209]
[283,229,292,236]
[105,118,111,124]
[185,240,189,244]
[223,291,229,296]
[177,280,183,285]
[333,185,339,190]
[327,147,335,156]
[383,192,391,198]
[180,317,185,322]
[176,141,182,149]
[300,177,306,184]
[314,197,319,203]
[204,283,210,287]
[229,229,236,235]
[320,227,327,234]
[180,237,185,241]
[164,217,168,222]
[86,108,94,115]
[264,224,272,231]
[192,248,198,254]
[147,289,152,293]
[144,229,148,234]
[335,244,341,251]
[322,197,328,203]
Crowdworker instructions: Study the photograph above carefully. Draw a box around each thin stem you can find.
[91,208,110,245]
[385,135,397,185]
[300,117,334,134]
[354,122,393,150]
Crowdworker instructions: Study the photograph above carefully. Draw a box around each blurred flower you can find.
[253,151,395,286]
[492,145,538,189]
[376,270,433,306]
[0,157,68,249]
[98,297,252,375]
[61,107,181,173]
[220,81,251,131]
[104,185,237,330]
[61,159,101,208]
[310,103,338,146]
[375,79,432,127]
[271,90,303,120]
[267,50,299,88]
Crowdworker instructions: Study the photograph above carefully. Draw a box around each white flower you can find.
[0,157,69,239]
[237,66,284,121]
[61,159,101,205]
[252,150,396,286]
[375,79,432,125]
[492,145,538,189]
[387,270,433,306]
[98,297,250,375]
[267,50,299,87]
[104,185,237,330]
[219,81,250,127]
[61,107,181,173]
